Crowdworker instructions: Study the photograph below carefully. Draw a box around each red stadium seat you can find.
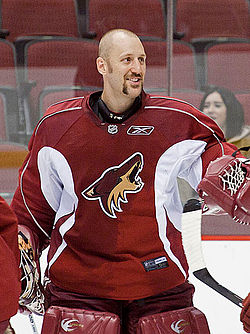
[88,0,167,40]
[143,40,199,91]
[21,37,102,126]
[204,41,250,92]
[0,40,17,87]
[176,0,250,43]
[0,0,80,42]
[0,40,20,142]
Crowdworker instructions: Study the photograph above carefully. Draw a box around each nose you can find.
[131,58,142,74]
[204,104,214,115]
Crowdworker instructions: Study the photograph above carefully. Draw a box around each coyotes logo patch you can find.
[82,152,144,218]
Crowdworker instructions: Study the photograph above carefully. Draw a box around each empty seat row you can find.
[0,0,249,44]
[175,0,250,43]
[2,37,250,90]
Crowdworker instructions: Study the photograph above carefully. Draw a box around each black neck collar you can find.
[89,91,142,124]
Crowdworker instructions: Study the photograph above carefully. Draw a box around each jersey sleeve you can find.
[167,101,240,194]
[11,99,83,252]
[11,125,58,251]
[181,101,241,177]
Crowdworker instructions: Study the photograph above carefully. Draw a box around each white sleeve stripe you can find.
[20,158,51,239]
[35,106,82,136]
[149,95,198,110]
[47,96,85,109]
[144,105,224,155]
[145,105,215,133]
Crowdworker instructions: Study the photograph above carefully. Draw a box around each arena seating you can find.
[204,40,250,92]
[0,0,81,42]
[0,40,20,141]
[143,39,199,91]
[88,0,167,40]
[20,37,102,126]
[0,39,17,87]
[0,0,248,142]
[176,0,250,44]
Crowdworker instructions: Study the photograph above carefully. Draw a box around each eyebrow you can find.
[205,101,224,104]
[120,53,146,59]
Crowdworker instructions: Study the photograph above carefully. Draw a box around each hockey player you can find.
[11,29,249,333]
[0,196,20,334]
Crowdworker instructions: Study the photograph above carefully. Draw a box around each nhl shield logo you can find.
[108,124,118,134]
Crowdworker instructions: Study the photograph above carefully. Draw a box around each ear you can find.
[96,56,107,75]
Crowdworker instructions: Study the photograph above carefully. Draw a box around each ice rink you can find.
[9,240,250,334]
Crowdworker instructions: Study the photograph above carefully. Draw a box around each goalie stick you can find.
[181,208,243,308]
[28,313,39,334]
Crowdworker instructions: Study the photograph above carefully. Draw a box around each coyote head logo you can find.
[82,152,144,218]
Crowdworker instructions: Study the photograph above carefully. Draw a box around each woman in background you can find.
[199,86,250,157]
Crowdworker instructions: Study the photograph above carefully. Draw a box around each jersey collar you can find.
[88,91,143,124]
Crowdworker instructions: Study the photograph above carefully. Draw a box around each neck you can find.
[101,90,135,114]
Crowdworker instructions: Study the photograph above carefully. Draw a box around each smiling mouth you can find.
[128,77,140,81]
[126,77,142,86]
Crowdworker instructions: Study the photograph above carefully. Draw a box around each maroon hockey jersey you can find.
[11,92,236,300]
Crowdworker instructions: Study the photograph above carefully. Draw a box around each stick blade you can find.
[193,268,243,307]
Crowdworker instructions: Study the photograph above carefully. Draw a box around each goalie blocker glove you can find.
[18,228,45,315]
[198,147,250,225]
[241,293,250,333]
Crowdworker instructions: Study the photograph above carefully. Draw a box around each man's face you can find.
[104,36,146,100]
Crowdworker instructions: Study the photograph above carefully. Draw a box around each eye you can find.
[122,57,131,63]
[138,57,145,64]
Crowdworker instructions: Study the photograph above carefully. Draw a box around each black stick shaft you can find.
[193,268,243,307]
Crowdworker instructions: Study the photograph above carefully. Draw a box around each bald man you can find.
[11,29,242,333]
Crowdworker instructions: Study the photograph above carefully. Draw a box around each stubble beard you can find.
[122,78,143,96]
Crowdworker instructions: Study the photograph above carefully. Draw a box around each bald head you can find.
[96,29,146,112]
[98,29,142,60]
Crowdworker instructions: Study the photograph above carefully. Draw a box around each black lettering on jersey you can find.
[82,152,144,218]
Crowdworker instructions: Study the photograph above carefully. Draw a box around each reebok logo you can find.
[127,125,154,135]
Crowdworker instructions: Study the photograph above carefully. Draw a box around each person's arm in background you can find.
[0,196,21,334]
